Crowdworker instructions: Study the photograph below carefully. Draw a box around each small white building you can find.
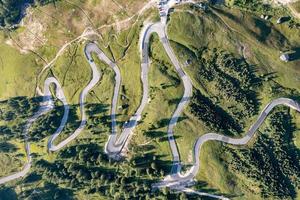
[280,53,290,62]
[277,17,284,24]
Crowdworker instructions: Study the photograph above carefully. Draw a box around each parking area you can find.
[157,0,182,23]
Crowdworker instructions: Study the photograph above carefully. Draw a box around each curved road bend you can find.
[83,42,144,155]
[0,78,66,184]
[102,21,193,156]
[144,20,228,200]
[47,80,70,151]
[48,44,101,152]
[153,98,300,189]
[145,22,193,175]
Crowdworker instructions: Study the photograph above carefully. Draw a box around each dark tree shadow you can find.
[19,182,74,200]
[0,187,17,200]
[288,47,300,61]
[23,172,42,184]
[0,142,18,153]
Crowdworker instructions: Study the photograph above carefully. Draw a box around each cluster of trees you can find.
[0,97,112,144]
[30,142,192,199]
[232,0,272,13]
[195,48,260,122]
[0,96,190,199]
[0,96,82,143]
[189,48,261,135]
[0,96,108,145]
[30,103,82,142]
[29,103,65,142]
[225,109,300,199]
[190,89,241,135]
[0,96,41,140]
[0,0,24,27]
[190,47,300,198]
[0,96,40,121]
[18,182,73,200]
[34,144,116,193]
[0,0,58,27]
[85,103,110,135]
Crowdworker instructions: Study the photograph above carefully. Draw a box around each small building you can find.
[280,53,290,62]
[277,17,284,24]
[265,15,271,20]
[196,2,208,10]
[261,15,271,20]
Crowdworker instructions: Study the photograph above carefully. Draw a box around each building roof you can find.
[280,53,290,62]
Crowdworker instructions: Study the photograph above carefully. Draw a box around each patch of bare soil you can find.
[188,150,193,163]
[5,0,152,54]
[11,8,47,53]
[241,43,252,59]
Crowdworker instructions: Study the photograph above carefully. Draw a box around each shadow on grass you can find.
[151,116,188,129]
[19,182,74,200]
[289,47,300,61]
[145,130,182,142]
[0,142,18,153]
[192,180,241,199]
[23,172,42,184]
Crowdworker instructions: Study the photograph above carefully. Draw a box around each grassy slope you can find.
[292,1,300,12]
[0,145,25,177]
[105,22,143,122]
[0,33,40,100]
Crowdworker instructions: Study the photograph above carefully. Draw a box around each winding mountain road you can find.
[140,22,193,176]
[1,1,300,200]
[47,44,102,152]
[84,42,143,156]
